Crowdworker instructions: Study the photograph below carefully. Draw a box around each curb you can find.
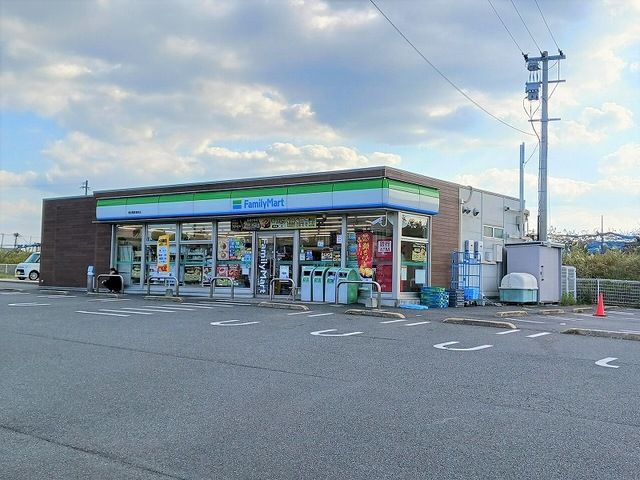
[562,328,640,342]
[258,302,309,311]
[39,289,72,296]
[345,309,405,319]
[539,309,565,315]
[572,306,592,313]
[444,318,517,329]
[495,310,527,318]
[143,295,184,302]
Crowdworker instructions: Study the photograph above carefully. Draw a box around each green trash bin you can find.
[336,268,359,304]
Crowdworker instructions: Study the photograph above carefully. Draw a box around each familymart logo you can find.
[233,197,286,211]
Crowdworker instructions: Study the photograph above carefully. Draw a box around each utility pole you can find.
[525,50,566,242]
[519,143,525,236]
[81,180,91,196]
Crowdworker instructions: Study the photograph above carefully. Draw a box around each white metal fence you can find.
[576,278,640,308]
[0,264,17,275]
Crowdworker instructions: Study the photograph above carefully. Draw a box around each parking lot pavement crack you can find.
[7,330,344,382]
[0,423,188,480]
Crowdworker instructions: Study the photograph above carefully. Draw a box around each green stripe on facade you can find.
[194,191,230,201]
[287,183,334,195]
[332,179,383,192]
[387,179,421,195]
[126,196,159,205]
[97,198,126,207]
[230,187,288,198]
[97,177,438,206]
[158,193,193,203]
[419,186,439,198]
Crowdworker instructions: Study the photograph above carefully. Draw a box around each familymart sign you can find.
[96,178,439,221]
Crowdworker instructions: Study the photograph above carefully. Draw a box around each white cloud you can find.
[554,102,635,144]
[293,0,377,32]
[0,170,39,186]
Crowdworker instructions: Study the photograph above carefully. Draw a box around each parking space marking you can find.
[119,307,172,313]
[496,329,521,335]
[210,319,259,326]
[608,311,635,316]
[138,306,197,311]
[526,332,552,338]
[0,292,30,295]
[287,311,314,316]
[88,298,131,302]
[101,309,153,315]
[307,313,334,317]
[433,341,493,351]
[8,302,51,306]
[380,319,407,324]
[76,310,130,317]
[404,321,431,326]
[509,318,545,324]
[310,329,363,337]
[207,301,252,306]
[595,357,620,369]
[37,295,77,299]
[163,303,215,309]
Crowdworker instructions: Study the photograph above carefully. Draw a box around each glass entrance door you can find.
[256,233,294,296]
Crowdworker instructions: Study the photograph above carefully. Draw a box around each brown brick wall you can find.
[429,181,460,288]
[41,197,111,287]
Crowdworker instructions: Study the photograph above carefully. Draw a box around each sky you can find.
[1,0,639,245]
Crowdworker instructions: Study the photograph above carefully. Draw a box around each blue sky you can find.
[1,0,638,243]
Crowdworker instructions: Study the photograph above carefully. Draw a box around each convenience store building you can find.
[40,167,525,304]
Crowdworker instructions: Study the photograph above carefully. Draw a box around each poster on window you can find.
[156,235,170,275]
[411,243,427,262]
[376,238,393,259]
[356,232,373,278]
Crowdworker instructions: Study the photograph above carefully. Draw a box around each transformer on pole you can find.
[525,50,566,242]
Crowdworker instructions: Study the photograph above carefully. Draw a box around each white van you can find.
[15,252,40,281]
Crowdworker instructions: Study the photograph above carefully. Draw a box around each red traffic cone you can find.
[594,293,606,317]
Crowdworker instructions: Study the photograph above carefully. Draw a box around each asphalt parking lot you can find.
[1,283,639,479]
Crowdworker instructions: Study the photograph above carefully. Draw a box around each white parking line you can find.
[288,311,314,316]
[162,303,215,309]
[8,302,51,306]
[139,306,197,311]
[76,310,130,317]
[608,311,635,316]
[380,319,407,324]
[404,321,431,326]
[119,307,173,313]
[0,292,30,295]
[101,309,153,315]
[496,329,521,335]
[433,341,493,351]
[38,295,77,298]
[509,318,545,324]
[307,313,334,317]
[88,298,131,302]
[526,332,551,338]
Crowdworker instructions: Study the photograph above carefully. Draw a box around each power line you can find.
[510,0,542,53]
[533,0,561,52]
[368,0,534,137]
[487,0,525,56]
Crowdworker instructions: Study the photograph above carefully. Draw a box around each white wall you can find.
[459,187,525,297]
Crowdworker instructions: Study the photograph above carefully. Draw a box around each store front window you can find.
[298,215,342,281]
[115,225,143,286]
[400,214,430,292]
[346,212,394,292]
[217,221,252,288]
[179,223,213,287]
[145,223,177,282]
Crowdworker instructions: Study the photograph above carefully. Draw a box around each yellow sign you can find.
[157,235,170,274]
